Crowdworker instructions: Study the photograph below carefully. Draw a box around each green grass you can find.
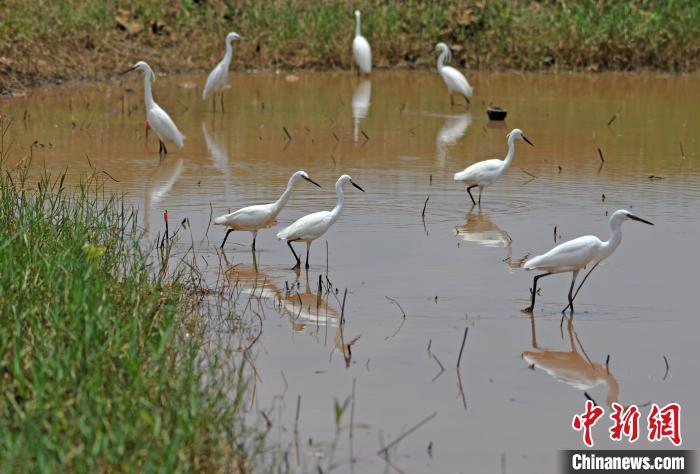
[2,0,700,87]
[0,154,268,471]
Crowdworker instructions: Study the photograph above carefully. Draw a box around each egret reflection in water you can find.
[455,209,512,248]
[523,315,620,407]
[280,271,359,365]
[436,113,471,167]
[202,121,231,201]
[351,79,371,142]
[143,157,184,232]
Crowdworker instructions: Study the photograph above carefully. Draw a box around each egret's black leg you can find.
[464,94,470,106]
[220,229,234,249]
[566,270,580,313]
[562,263,599,313]
[160,140,168,155]
[252,231,257,251]
[466,185,477,206]
[158,140,163,155]
[287,241,301,268]
[478,187,483,206]
[305,242,311,269]
[450,94,454,106]
[220,93,224,113]
[522,272,552,313]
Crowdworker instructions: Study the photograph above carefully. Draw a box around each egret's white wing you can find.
[454,159,502,182]
[524,236,602,272]
[352,36,372,74]
[148,105,185,148]
[278,211,333,241]
[441,66,473,97]
[203,60,227,99]
[216,203,275,229]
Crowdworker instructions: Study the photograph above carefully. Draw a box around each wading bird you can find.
[203,31,243,113]
[277,175,365,269]
[214,171,321,251]
[454,128,533,206]
[522,210,654,313]
[352,11,372,75]
[121,61,184,155]
[435,42,473,106]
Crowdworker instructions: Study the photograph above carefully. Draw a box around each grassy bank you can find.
[0,153,267,470]
[2,0,700,89]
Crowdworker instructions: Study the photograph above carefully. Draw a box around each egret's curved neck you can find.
[502,137,517,168]
[355,15,361,37]
[330,182,346,223]
[223,39,234,66]
[143,70,155,110]
[437,48,448,71]
[271,176,298,214]
[603,218,624,258]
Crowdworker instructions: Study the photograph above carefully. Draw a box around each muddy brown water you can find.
[3,71,699,472]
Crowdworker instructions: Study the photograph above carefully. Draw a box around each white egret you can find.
[214,171,321,250]
[203,31,243,113]
[121,61,184,155]
[352,11,372,75]
[277,174,365,269]
[522,210,654,313]
[454,128,533,206]
[435,42,473,106]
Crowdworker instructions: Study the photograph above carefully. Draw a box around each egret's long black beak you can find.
[351,181,365,192]
[119,65,138,76]
[303,176,322,188]
[522,135,534,147]
[629,214,654,225]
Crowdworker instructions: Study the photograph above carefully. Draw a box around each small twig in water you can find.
[283,126,292,141]
[294,395,301,432]
[680,142,686,160]
[605,354,610,375]
[361,130,369,143]
[431,354,445,382]
[433,354,445,372]
[663,355,670,381]
[340,288,348,325]
[598,148,605,163]
[457,327,469,369]
[385,296,406,318]
[377,412,437,456]
[607,114,618,127]
[261,411,272,430]
[421,196,430,218]
[205,202,213,240]
[520,168,537,178]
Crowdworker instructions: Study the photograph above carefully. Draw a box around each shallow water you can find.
[3,71,699,472]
